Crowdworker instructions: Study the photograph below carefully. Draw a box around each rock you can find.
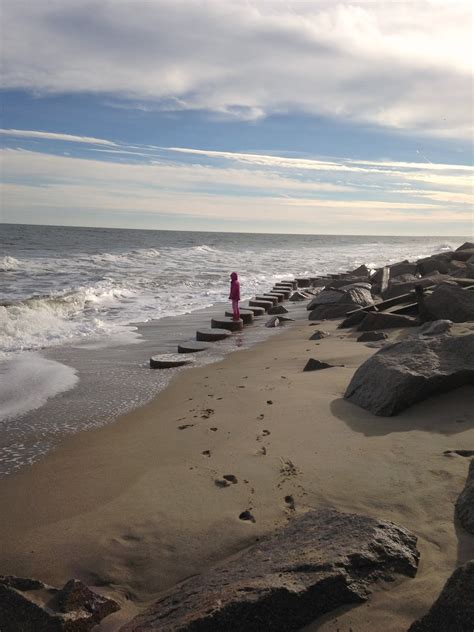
[455,459,474,534]
[456,241,474,251]
[327,278,371,289]
[339,309,370,329]
[303,358,334,371]
[268,304,289,315]
[122,508,419,632]
[381,273,449,300]
[265,316,281,328]
[452,248,474,261]
[416,254,451,276]
[357,312,418,331]
[357,331,388,342]
[344,333,474,416]
[424,283,474,322]
[309,330,329,340]
[348,264,371,278]
[150,354,193,369]
[245,305,266,316]
[389,261,418,277]
[296,277,312,287]
[249,299,273,311]
[0,575,119,632]
[291,290,311,302]
[419,320,452,336]
[407,561,474,632]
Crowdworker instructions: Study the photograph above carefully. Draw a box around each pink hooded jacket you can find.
[229,272,240,301]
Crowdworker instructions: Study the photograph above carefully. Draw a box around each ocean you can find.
[0,223,467,476]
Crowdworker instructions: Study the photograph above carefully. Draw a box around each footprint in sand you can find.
[257,430,271,442]
[284,495,296,511]
[178,423,195,430]
[202,450,211,457]
[209,427,218,432]
[215,478,230,488]
[201,408,214,419]
[266,400,273,405]
[257,414,264,420]
[239,510,256,523]
[257,446,267,456]
[223,474,238,484]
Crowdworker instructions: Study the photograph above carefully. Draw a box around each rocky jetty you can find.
[0,576,119,632]
[122,509,419,632]
[344,333,474,416]
[407,561,474,632]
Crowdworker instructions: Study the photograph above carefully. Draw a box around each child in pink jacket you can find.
[229,272,241,321]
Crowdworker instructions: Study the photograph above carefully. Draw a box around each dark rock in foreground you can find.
[407,561,474,632]
[345,333,474,416]
[0,576,119,632]
[455,459,474,534]
[424,283,474,322]
[122,509,419,632]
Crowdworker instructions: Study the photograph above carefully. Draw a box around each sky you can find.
[0,0,473,235]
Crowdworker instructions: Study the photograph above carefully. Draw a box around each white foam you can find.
[0,353,78,422]
[0,256,20,271]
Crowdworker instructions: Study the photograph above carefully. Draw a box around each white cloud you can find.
[1,1,472,138]
[1,148,471,233]
[0,129,117,146]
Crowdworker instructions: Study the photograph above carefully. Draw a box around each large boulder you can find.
[122,509,419,632]
[344,333,474,416]
[456,241,474,251]
[407,561,474,632]
[0,576,119,632]
[424,283,474,322]
[381,273,449,300]
[416,254,451,276]
[308,286,374,320]
[455,459,474,534]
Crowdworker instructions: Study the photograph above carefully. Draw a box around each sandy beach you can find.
[0,305,473,630]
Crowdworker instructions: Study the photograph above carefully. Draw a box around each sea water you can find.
[0,224,467,475]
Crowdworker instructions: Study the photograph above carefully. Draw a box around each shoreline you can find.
[1,306,473,629]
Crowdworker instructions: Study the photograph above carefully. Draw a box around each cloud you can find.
[0,128,117,146]
[1,1,472,138]
[1,147,471,234]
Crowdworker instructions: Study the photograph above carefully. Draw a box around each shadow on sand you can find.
[330,385,474,437]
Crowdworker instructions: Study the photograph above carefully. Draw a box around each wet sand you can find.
[0,313,473,630]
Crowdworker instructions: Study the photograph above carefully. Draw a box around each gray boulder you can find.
[348,264,371,278]
[357,331,388,342]
[122,509,419,632]
[358,312,418,331]
[0,576,119,632]
[455,459,474,534]
[419,320,452,336]
[381,274,449,300]
[456,241,474,251]
[308,286,374,320]
[408,561,474,632]
[389,261,418,277]
[416,254,451,276]
[424,283,474,322]
[345,333,474,416]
